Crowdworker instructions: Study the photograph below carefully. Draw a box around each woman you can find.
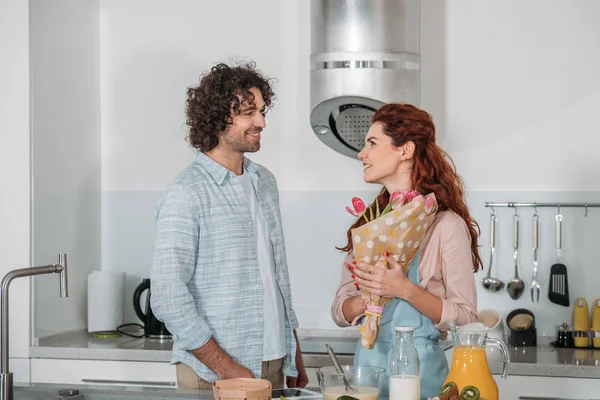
[331,103,482,398]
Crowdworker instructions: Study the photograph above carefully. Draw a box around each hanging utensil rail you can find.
[484,202,600,217]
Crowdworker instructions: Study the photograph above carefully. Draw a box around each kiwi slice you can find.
[460,385,481,400]
[438,381,459,399]
[336,396,360,400]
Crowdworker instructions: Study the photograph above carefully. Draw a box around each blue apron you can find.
[354,255,448,399]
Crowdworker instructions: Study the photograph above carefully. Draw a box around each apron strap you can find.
[414,337,439,346]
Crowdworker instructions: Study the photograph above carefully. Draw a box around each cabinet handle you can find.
[81,378,176,387]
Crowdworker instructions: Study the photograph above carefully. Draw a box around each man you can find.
[150,62,308,390]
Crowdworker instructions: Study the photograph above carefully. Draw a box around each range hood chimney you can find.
[310,0,420,159]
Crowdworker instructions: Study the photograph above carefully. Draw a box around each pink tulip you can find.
[345,197,367,217]
[425,195,435,213]
[389,191,403,203]
[403,190,418,203]
[389,191,405,209]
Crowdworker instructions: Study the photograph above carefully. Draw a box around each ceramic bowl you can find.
[478,309,506,361]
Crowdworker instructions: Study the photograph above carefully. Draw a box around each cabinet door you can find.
[0,0,32,362]
[31,359,176,388]
[11,358,30,383]
[493,375,600,399]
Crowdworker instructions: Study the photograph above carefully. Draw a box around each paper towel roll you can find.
[87,270,125,333]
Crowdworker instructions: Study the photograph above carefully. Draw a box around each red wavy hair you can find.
[338,103,483,273]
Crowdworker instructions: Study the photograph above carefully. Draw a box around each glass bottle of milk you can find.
[389,326,420,400]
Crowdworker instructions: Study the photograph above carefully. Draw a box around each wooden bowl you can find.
[213,378,272,400]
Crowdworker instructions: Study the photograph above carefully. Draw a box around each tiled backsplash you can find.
[101,190,600,337]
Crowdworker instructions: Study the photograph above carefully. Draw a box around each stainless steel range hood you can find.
[310,0,420,159]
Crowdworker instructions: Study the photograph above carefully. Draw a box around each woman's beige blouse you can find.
[331,210,479,334]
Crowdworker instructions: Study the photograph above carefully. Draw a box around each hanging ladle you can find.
[482,211,504,292]
[507,211,525,300]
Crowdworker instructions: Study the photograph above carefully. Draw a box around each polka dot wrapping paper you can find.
[350,192,438,349]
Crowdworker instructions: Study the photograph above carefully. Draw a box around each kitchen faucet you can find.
[0,254,68,400]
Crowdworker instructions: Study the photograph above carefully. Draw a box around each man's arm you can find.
[286,330,309,388]
[150,186,251,378]
[191,338,254,379]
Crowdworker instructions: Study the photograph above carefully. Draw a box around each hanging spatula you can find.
[548,212,569,307]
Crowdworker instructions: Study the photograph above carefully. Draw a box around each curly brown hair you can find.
[185,61,276,152]
[338,103,483,273]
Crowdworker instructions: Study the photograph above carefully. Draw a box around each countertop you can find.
[13,382,215,400]
[29,329,360,363]
[31,330,174,362]
[30,330,600,379]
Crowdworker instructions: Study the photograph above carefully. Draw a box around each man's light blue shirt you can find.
[150,152,299,382]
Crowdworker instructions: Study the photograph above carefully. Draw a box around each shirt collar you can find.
[196,152,259,185]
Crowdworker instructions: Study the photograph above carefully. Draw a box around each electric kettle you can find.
[133,278,172,339]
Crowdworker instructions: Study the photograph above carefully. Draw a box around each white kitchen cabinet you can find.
[494,375,600,400]
[2,1,101,387]
[11,358,31,383]
[304,367,319,390]
[0,0,33,367]
[31,359,176,389]
[306,367,600,398]
[29,0,102,340]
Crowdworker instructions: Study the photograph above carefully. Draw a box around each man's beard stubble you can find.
[221,127,262,154]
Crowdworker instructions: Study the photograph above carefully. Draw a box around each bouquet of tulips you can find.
[345,190,438,349]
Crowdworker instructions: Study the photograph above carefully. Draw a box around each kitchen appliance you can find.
[133,278,171,339]
[548,212,569,306]
[572,297,590,348]
[118,278,171,339]
[592,298,600,348]
[506,308,537,347]
[310,0,420,159]
[444,322,509,400]
[87,270,125,334]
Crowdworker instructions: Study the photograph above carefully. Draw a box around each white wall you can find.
[440,1,600,191]
[0,0,32,381]
[99,0,369,192]
[30,0,102,338]
[99,1,600,334]
[100,0,600,192]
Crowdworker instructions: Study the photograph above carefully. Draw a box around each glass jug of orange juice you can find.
[443,322,509,400]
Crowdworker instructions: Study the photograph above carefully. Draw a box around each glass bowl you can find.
[317,365,385,400]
